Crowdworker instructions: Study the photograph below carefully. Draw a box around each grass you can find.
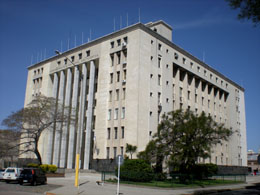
[106,179,244,188]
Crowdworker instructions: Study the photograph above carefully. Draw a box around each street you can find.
[0,173,259,195]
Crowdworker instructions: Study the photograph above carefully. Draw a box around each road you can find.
[0,174,259,195]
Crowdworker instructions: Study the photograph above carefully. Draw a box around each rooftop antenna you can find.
[139,8,141,23]
[120,15,122,29]
[202,51,205,62]
[44,48,46,59]
[114,17,116,31]
[74,34,77,48]
[81,32,84,45]
[90,29,92,41]
[126,13,128,26]
[67,38,70,50]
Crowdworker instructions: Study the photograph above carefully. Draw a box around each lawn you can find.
[106,179,244,188]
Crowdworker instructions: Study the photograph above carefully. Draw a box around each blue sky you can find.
[0,0,259,152]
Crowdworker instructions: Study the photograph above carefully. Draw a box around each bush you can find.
[154,172,167,181]
[27,163,39,168]
[39,164,49,173]
[192,163,218,180]
[48,165,58,173]
[118,159,154,182]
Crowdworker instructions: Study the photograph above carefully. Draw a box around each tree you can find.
[1,95,74,165]
[125,143,137,159]
[226,0,260,25]
[139,109,232,177]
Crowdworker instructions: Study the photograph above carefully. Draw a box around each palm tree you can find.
[126,143,137,159]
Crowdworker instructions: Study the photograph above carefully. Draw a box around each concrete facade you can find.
[23,20,247,169]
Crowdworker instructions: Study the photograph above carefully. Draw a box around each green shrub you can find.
[40,164,49,173]
[154,172,167,181]
[27,163,39,168]
[118,159,154,182]
[48,165,58,173]
[192,163,218,179]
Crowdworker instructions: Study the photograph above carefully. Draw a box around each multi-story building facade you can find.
[23,20,247,169]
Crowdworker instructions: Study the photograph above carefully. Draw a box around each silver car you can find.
[3,167,23,183]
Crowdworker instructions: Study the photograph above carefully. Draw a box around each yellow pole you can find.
[75,154,80,187]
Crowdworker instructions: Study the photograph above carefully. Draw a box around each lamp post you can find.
[55,50,83,187]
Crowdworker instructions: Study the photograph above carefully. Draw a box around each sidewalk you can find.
[46,173,260,195]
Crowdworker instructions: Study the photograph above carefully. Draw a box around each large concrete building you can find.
[23,20,247,169]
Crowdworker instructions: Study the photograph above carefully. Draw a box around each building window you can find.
[158,92,161,104]
[150,74,153,78]
[183,57,186,64]
[121,147,124,156]
[158,75,161,85]
[190,62,193,69]
[106,147,110,159]
[110,73,113,83]
[109,90,112,101]
[114,127,118,139]
[202,97,204,106]
[113,147,117,159]
[166,98,169,103]
[57,61,61,65]
[117,39,121,46]
[122,88,126,99]
[71,56,75,62]
[117,71,120,82]
[123,70,127,80]
[166,81,169,85]
[151,40,154,44]
[86,50,90,57]
[158,57,161,68]
[188,91,190,100]
[204,70,207,77]
[166,64,169,68]
[197,66,200,72]
[121,107,125,119]
[114,108,118,120]
[208,100,210,108]
[174,52,179,60]
[108,109,112,120]
[78,53,82,60]
[195,94,198,103]
[150,92,153,97]
[121,126,124,139]
[158,43,162,50]
[116,89,119,100]
[117,52,121,64]
[123,37,128,44]
[107,128,111,139]
[216,77,218,83]
[110,54,114,66]
[64,59,67,64]
[111,41,114,48]
[166,49,169,53]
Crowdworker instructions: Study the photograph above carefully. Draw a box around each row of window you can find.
[109,88,126,101]
[107,126,124,140]
[106,146,124,159]
[108,107,125,120]
[110,70,127,83]
[57,50,91,65]
[110,37,128,48]
[34,68,43,75]
[153,39,229,90]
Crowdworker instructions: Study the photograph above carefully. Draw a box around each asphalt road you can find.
[0,174,259,195]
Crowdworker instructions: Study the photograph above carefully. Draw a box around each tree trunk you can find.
[34,140,42,165]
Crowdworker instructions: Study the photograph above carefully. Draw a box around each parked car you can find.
[3,167,23,183]
[0,169,5,181]
[19,168,47,186]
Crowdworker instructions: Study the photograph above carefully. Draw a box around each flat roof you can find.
[28,20,244,91]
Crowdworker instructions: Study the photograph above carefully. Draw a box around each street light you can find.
[55,50,83,187]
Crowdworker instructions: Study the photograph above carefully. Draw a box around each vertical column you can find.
[60,68,72,168]
[46,73,58,164]
[76,63,87,169]
[67,66,80,169]
[84,61,96,169]
[53,70,65,166]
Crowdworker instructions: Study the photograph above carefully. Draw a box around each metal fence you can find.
[101,171,246,185]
